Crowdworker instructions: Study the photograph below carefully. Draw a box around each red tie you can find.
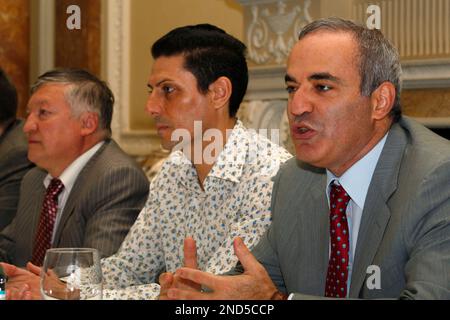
[31,178,64,266]
[325,182,351,298]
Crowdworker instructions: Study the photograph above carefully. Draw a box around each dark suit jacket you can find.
[0,120,34,230]
[0,139,149,267]
[248,117,450,299]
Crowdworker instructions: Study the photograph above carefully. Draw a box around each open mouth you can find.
[291,124,316,140]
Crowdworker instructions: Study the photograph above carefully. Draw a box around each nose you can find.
[288,86,314,117]
[23,112,37,134]
[145,92,162,119]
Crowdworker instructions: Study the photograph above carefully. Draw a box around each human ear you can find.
[370,81,396,120]
[208,76,232,111]
[80,112,99,135]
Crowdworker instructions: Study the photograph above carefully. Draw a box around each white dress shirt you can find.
[43,141,104,243]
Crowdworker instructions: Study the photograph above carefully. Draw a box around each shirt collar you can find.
[326,133,388,210]
[207,119,247,184]
[168,120,248,188]
[44,141,105,193]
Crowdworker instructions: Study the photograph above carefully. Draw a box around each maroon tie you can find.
[31,178,64,266]
[325,182,351,298]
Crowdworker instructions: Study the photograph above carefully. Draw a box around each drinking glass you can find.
[40,248,103,300]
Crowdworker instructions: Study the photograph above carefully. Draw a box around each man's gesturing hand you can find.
[166,237,279,300]
[159,237,201,299]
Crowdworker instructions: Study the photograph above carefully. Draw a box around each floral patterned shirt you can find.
[101,120,292,299]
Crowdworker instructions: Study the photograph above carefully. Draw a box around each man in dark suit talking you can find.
[0,69,149,268]
[161,18,450,299]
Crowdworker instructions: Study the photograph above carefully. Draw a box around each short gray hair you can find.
[299,17,402,122]
[31,68,114,136]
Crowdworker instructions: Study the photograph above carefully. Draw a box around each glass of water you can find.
[40,248,103,300]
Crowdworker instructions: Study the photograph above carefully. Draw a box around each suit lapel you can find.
[29,171,48,244]
[52,141,110,245]
[292,169,330,295]
[310,177,332,293]
[349,123,407,297]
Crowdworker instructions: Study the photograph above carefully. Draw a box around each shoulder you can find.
[82,140,147,177]
[398,117,450,179]
[75,140,149,189]
[275,157,325,184]
[0,120,28,154]
[237,124,293,177]
[93,140,142,167]
[21,166,47,186]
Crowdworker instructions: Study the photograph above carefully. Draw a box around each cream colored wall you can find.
[129,0,244,131]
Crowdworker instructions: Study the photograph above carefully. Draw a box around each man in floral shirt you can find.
[99,24,291,299]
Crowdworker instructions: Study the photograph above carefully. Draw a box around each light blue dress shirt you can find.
[325,133,387,296]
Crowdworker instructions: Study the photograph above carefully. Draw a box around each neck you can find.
[48,137,103,178]
[329,120,392,177]
[194,117,237,189]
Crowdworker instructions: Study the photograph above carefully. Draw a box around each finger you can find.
[172,273,201,291]
[176,267,220,290]
[159,272,174,291]
[26,262,42,276]
[159,272,174,288]
[167,288,214,300]
[158,272,174,300]
[18,284,30,299]
[183,237,198,269]
[233,237,262,274]
[6,288,21,300]
[6,284,30,300]
[0,262,19,277]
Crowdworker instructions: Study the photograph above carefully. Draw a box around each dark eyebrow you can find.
[285,74,296,83]
[147,79,172,89]
[308,72,342,84]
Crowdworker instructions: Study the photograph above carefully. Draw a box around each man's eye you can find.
[285,86,297,94]
[162,86,174,94]
[38,109,51,117]
[317,85,332,92]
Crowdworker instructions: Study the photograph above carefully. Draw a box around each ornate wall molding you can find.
[401,59,450,89]
[238,100,294,152]
[103,0,157,156]
[246,65,287,100]
[352,0,450,89]
[38,0,55,76]
[238,0,313,66]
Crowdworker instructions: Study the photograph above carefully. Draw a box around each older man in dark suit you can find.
[0,69,34,231]
[0,69,149,270]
